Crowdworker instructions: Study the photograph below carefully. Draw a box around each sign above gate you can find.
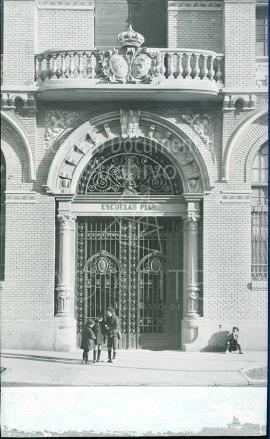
[71,197,187,216]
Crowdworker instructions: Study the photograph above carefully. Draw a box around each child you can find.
[93,314,107,363]
[80,319,96,364]
[226,327,244,354]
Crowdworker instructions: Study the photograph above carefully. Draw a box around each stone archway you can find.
[46,110,211,350]
[1,111,36,182]
[223,108,268,183]
[46,110,211,195]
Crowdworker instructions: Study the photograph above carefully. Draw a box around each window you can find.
[251,143,268,281]
[95,0,167,48]
[0,150,6,280]
[256,7,268,56]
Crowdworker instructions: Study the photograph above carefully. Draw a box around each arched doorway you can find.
[75,139,184,349]
[46,110,211,351]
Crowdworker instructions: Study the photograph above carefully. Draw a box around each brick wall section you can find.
[2,195,55,320]
[3,0,37,85]
[203,183,267,322]
[37,9,95,52]
[168,9,223,52]
[224,0,256,88]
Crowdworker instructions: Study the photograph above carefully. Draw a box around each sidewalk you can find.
[0,349,267,387]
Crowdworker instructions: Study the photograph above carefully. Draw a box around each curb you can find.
[240,367,267,386]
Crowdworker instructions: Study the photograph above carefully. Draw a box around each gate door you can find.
[76,217,183,349]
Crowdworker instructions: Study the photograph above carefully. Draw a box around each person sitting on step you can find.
[225,327,244,354]
[105,307,120,363]
[80,319,96,364]
[93,313,107,363]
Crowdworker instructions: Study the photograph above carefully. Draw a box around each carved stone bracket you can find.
[223,94,257,113]
[1,92,36,112]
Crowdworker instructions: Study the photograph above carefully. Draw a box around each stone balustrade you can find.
[35,48,224,85]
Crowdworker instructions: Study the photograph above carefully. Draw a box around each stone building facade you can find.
[0,0,268,351]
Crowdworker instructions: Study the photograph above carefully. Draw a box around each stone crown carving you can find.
[118,25,145,48]
[99,27,159,85]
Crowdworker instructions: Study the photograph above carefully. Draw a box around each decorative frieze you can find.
[223,94,257,112]
[44,110,79,149]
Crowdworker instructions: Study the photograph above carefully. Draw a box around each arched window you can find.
[0,150,6,280]
[251,143,268,281]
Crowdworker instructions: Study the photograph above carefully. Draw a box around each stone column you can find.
[184,198,201,320]
[55,213,75,317]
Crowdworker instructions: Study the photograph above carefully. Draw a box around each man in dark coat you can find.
[105,307,120,363]
[80,319,96,364]
[93,314,107,363]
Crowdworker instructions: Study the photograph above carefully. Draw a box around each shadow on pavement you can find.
[0,353,242,373]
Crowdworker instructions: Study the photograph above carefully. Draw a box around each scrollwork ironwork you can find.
[78,143,182,195]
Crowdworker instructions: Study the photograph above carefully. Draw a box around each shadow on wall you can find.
[201,331,230,352]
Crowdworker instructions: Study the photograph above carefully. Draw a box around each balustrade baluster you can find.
[60,54,65,79]
[45,54,51,80]
[81,53,87,78]
[208,56,214,80]
[193,53,199,79]
[185,53,191,79]
[74,52,80,77]
[70,52,75,77]
[56,53,62,78]
[176,52,183,79]
[90,53,96,79]
[215,57,223,83]
[51,55,58,79]
[159,52,166,79]
[167,53,174,79]
[201,55,207,80]
[36,56,43,81]
[78,53,83,78]
[64,53,70,78]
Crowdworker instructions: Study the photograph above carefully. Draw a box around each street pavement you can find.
[0,349,267,387]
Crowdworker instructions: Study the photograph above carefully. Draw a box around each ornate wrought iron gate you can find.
[76,216,183,349]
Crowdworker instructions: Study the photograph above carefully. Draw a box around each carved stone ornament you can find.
[185,214,200,234]
[223,94,257,113]
[45,110,79,149]
[57,213,75,230]
[120,109,140,139]
[98,25,160,84]
[56,288,71,300]
[181,113,215,162]
[1,92,36,112]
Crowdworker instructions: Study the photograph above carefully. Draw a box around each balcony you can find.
[34,26,224,102]
[35,47,224,102]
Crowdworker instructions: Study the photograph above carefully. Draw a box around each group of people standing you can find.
[80,307,120,364]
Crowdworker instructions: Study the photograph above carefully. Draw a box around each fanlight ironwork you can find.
[77,142,183,195]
